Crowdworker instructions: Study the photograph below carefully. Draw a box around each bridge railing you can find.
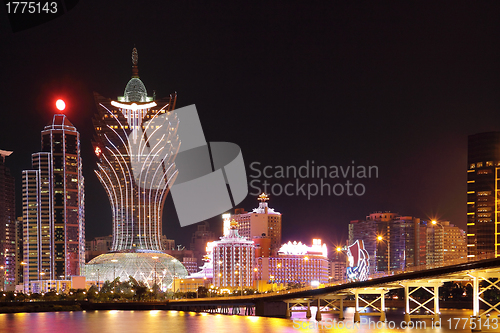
[324,252,497,286]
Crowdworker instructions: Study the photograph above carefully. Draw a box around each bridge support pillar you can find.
[352,288,387,322]
[467,271,500,332]
[315,298,321,321]
[283,298,311,319]
[400,281,442,321]
[310,295,346,321]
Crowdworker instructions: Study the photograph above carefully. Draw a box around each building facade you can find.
[349,212,427,274]
[467,132,500,259]
[84,48,188,287]
[0,150,16,290]
[426,221,467,266]
[212,221,255,289]
[228,193,282,256]
[256,239,329,287]
[92,48,178,252]
[22,115,85,284]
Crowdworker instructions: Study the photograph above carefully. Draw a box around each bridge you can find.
[167,257,500,329]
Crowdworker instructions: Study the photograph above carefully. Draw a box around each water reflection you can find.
[0,308,488,333]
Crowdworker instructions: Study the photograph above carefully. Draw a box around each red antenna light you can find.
[56,99,66,111]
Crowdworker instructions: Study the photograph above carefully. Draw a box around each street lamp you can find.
[377,235,390,276]
[432,220,445,267]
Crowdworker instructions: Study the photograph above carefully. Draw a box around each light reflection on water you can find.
[0,308,491,333]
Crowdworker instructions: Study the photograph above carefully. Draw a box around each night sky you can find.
[2,1,500,250]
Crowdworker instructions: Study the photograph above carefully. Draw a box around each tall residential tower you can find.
[22,115,85,283]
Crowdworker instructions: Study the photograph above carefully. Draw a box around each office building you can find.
[22,115,85,285]
[0,150,15,290]
[467,132,500,259]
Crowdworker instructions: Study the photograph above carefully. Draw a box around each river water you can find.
[0,308,496,332]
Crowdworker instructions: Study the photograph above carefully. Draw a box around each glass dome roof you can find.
[83,251,188,290]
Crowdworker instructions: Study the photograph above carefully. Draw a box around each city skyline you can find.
[3,2,500,248]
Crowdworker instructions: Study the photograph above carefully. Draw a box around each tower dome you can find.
[123,78,148,102]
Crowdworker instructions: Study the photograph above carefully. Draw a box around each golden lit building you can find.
[255,239,329,288]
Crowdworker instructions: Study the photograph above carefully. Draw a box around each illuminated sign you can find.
[346,240,369,282]
[278,239,327,257]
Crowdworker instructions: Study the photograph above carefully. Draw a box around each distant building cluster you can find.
[349,212,467,275]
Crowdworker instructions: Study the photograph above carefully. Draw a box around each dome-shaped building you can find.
[84,251,187,290]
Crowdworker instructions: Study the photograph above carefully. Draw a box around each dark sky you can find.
[2,1,500,249]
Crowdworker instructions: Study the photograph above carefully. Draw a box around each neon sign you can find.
[346,240,370,282]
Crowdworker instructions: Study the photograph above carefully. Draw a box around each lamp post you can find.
[432,220,445,267]
[377,236,390,275]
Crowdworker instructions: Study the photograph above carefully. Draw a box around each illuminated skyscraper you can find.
[467,132,500,259]
[22,115,85,283]
[92,47,178,251]
[85,48,187,286]
[0,150,15,290]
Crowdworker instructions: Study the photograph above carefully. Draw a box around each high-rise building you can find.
[92,48,178,252]
[0,150,15,291]
[84,48,187,287]
[427,221,467,266]
[349,212,426,274]
[212,221,255,289]
[227,193,282,256]
[467,132,500,259]
[22,115,85,284]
